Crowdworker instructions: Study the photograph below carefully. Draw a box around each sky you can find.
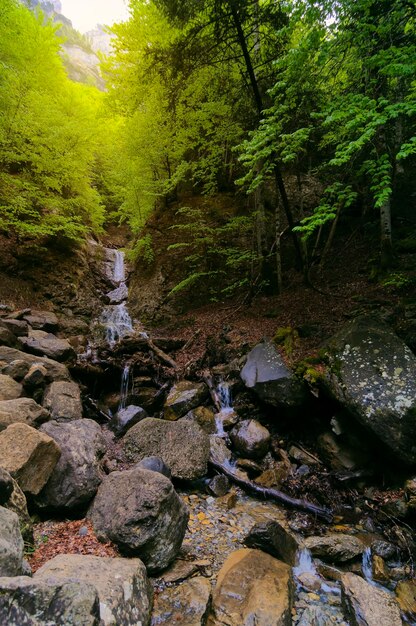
[60,0,130,32]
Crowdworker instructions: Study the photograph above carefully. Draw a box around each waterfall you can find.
[217,381,232,412]
[113,250,126,283]
[362,547,373,582]
[118,364,131,411]
[100,248,133,346]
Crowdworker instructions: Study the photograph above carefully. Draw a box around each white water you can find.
[113,250,126,283]
[362,547,373,582]
[118,364,131,411]
[293,548,318,579]
[100,249,133,346]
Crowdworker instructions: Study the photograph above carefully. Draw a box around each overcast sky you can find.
[60,0,130,32]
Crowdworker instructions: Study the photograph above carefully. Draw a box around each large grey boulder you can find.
[0,346,70,381]
[123,417,210,480]
[0,374,22,401]
[164,380,209,420]
[0,507,24,576]
[240,342,306,409]
[0,398,49,430]
[341,572,402,626]
[89,467,189,573]
[20,329,75,362]
[35,420,106,512]
[325,316,416,464]
[23,309,59,332]
[0,423,61,495]
[0,576,100,626]
[42,380,83,421]
[35,555,153,626]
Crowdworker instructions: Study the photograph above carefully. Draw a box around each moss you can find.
[273,326,299,356]
[295,356,326,384]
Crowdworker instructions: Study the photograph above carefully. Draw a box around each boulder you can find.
[184,406,217,434]
[325,315,416,464]
[208,549,293,626]
[0,423,61,495]
[0,576,100,625]
[304,534,365,563]
[0,507,24,576]
[23,309,59,332]
[0,322,18,348]
[20,329,75,362]
[230,419,270,459]
[22,363,47,389]
[106,283,128,304]
[110,404,147,436]
[240,342,306,409]
[0,467,13,505]
[210,435,232,466]
[123,417,210,480]
[0,398,49,430]
[152,577,211,626]
[89,467,189,572]
[35,420,106,512]
[136,456,172,478]
[164,381,208,420]
[35,554,153,626]
[3,475,33,544]
[395,579,416,621]
[207,475,230,497]
[0,374,22,401]
[1,319,28,337]
[341,572,402,626]
[0,346,70,381]
[58,316,90,336]
[42,381,83,422]
[244,521,301,566]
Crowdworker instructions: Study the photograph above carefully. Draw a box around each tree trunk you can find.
[380,196,393,269]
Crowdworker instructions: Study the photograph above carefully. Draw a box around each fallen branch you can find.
[210,459,333,523]
[145,337,178,370]
[202,371,222,412]
[84,396,111,423]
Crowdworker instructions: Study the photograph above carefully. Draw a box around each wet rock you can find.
[207,475,230,497]
[106,283,128,304]
[152,577,211,626]
[23,310,59,333]
[395,579,416,621]
[244,520,301,566]
[110,404,147,436]
[136,456,172,478]
[325,315,416,464]
[89,467,189,572]
[2,319,28,337]
[240,341,306,410]
[0,576,100,625]
[341,572,402,625]
[230,419,270,460]
[0,467,13,505]
[0,506,24,576]
[35,554,153,626]
[304,534,365,563]
[43,380,83,422]
[0,346,70,381]
[164,381,208,420]
[209,435,232,466]
[0,397,49,429]
[184,406,217,434]
[123,417,210,480]
[0,423,61,495]
[372,554,390,584]
[20,329,76,362]
[0,374,22,401]
[208,548,293,626]
[297,606,336,626]
[35,419,106,512]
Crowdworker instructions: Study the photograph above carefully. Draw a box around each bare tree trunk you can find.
[320,206,342,269]
[380,196,393,269]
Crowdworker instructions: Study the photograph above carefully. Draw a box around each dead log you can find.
[202,371,222,412]
[145,337,178,370]
[210,459,333,523]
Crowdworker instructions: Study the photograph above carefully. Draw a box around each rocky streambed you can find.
[1,248,416,625]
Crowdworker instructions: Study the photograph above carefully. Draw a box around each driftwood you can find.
[210,459,333,523]
[202,371,222,412]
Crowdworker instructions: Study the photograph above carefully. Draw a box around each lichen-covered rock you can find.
[0,507,24,576]
[341,572,402,626]
[240,342,307,409]
[35,555,153,626]
[152,577,211,626]
[0,346,70,381]
[208,549,293,626]
[20,329,75,362]
[0,397,50,430]
[89,467,189,573]
[0,576,100,626]
[0,374,22,401]
[35,420,106,512]
[0,423,61,495]
[230,419,270,459]
[164,381,208,420]
[304,534,365,563]
[42,380,83,422]
[123,417,210,480]
[325,316,416,464]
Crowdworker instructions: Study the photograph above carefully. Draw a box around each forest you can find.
[0,1,416,625]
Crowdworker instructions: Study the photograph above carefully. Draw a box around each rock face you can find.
[89,467,189,572]
[230,419,271,459]
[35,420,106,512]
[0,506,24,576]
[0,576,100,626]
[304,534,365,563]
[240,342,306,409]
[42,381,83,421]
[0,374,22,401]
[341,572,402,626]
[152,577,211,626]
[110,405,147,436]
[123,417,210,480]
[35,555,153,626]
[0,423,61,495]
[0,398,49,430]
[208,548,293,626]
[20,329,76,362]
[325,315,416,464]
[164,381,208,420]
[244,521,301,566]
[0,346,70,381]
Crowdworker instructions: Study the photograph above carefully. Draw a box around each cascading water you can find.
[215,380,233,437]
[113,250,126,283]
[100,249,133,346]
[118,364,131,411]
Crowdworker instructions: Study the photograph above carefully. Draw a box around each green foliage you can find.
[126,234,155,266]
[273,326,299,356]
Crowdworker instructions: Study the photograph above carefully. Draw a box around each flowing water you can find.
[100,249,133,346]
[118,363,131,411]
